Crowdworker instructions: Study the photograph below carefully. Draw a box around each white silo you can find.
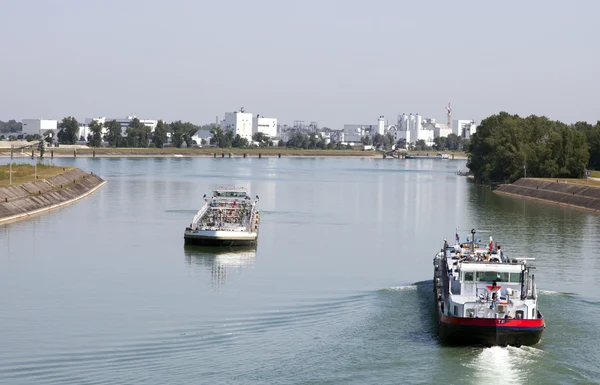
[409,113,415,131]
[377,116,385,135]
[400,113,408,131]
[416,114,422,132]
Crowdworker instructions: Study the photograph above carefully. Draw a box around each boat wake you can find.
[380,285,417,292]
[537,289,577,296]
[464,345,544,385]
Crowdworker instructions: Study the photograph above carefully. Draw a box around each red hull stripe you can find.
[441,315,545,328]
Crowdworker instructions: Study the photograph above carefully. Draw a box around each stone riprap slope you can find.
[0,168,105,222]
[494,178,600,212]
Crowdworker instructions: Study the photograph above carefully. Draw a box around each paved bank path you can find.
[0,168,106,223]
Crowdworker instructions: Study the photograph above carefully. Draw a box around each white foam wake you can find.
[383,285,417,292]
[465,346,543,385]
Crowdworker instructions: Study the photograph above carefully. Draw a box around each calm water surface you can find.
[1,157,599,384]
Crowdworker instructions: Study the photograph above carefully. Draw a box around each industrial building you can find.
[21,119,57,136]
[394,113,435,147]
[75,116,159,140]
[253,115,278,138]
[220,108,278,141]
[452,120,477,139]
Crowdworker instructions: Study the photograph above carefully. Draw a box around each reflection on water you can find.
[184,245,257,287]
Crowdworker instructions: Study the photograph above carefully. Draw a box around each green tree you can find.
[152,120,169,148]
[232,134,249,148]
[252,132,271,147]
[37,139,45,158]
[414,139,427,151]
[573,121,600,170]
[87,120,103,147]
[360,135,373,146]
[372,133,383,147]
[467,112,589,184]
[104,120,123,147]
[0,120,22,133]
[57,117,79,144]
[433,136,448,151]
[169,121,198,148]
[125,118,152,148]
[384,133,395,149]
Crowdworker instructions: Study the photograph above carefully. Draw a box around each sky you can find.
[1,0,598,129]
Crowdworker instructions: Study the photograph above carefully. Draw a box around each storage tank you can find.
[377,116,385,136]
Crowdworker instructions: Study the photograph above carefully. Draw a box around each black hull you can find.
[183,237,257,247]
[438,321,544,347]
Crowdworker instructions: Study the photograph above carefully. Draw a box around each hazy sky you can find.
[1,0,598,128]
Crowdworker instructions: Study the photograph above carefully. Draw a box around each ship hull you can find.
[184,230,258,247]
[437,314,545,347]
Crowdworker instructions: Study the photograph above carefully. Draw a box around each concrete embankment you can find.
[494,178,600,213]
[0,168,106,223]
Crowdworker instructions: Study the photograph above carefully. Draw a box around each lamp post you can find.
[524,165,527,178]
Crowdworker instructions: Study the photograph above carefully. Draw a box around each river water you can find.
[0,157,599,385]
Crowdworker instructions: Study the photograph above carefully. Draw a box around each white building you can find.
[221,109,253,141]
[433,123,452,138]
[84,116,158,137]
[395,113,434,147]
[191,130,213,146]
[376,116,385,136]
[420,118,452,139]
[343,124,375,144]
[452,119,477,139]
[21,119,57,136]
[252,115,278,137]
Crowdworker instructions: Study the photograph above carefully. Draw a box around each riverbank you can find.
[0,147,468,159]
[494,178,600,213]
[0,166,106,224]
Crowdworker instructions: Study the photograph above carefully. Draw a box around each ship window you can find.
[214,191,247,198]
[509,273,521,282]
[475,272,509,282]
[463,272,474,281]
[516,310,524,319]
[454,306,458,316]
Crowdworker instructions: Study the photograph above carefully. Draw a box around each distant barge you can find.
[184,187,260,246]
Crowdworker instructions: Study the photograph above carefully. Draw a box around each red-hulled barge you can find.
[433,229,545,347]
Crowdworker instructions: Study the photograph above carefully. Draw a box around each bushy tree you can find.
[87,120,103,147]
[467,112,589,183]
[152,120,169,148]
[57,117,79,144]
[104,120,123,147]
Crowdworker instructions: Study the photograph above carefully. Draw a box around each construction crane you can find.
[445,102,452,130]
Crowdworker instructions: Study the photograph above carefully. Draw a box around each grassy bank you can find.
[0,164,74,187]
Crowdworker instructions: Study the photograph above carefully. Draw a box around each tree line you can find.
[467,112,599,184]
[51,117,204,148]
[0,120,22,133]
